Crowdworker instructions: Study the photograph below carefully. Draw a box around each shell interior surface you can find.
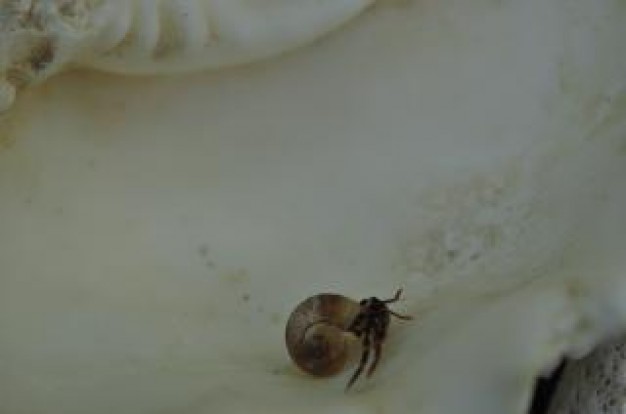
[0,0,626,413]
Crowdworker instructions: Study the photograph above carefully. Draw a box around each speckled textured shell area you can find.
[547,335,626,414]
[0,0,373,112]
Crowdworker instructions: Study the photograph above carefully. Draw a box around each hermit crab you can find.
[285,289,412,390]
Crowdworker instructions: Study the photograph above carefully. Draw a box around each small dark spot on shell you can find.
[197,244,209,258]
[29,40,54,72]
[58,1,79,17]
[241,293,250,302]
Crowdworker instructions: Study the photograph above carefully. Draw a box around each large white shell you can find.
[82,0,375,73]
[0,0,373,111]
[0,0,626,413]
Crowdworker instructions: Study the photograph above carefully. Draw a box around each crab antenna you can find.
[384,288,403,303]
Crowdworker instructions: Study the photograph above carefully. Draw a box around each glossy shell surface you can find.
[285,294,360,376]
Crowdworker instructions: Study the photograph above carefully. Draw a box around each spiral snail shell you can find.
[285,294,361,377]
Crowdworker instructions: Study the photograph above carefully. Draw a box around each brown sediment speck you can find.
[29,39,55,72]
[198,243,209,258]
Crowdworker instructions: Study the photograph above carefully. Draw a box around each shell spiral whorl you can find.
[0,0,374,112]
